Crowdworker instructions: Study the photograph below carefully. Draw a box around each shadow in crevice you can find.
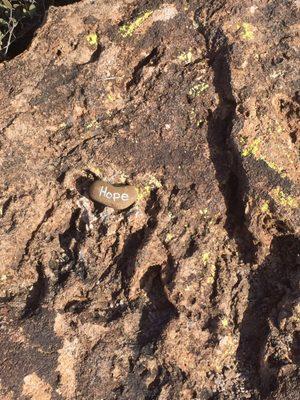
[237,235,300,398]
[58,207,87,283]
[194,7,257,263]
[52,0,81,5]
[116,226,148,296]
[137,265,178,348]
[113,190,178,355]
[21,263,48,319]
[126,46,160,91]
[114,189,161,298]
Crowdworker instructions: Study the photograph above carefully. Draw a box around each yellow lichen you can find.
[188,82,209,97]
[148,176,162,188]
[240,137,286,176]
[136,176,162,201]
[87,166,103,176]
[264,160,285,176]
[178,50,193,63]
[241,138,261,157]
[199,208,208,215]
[221,318,228,328]
[119,11,153,38]
[206,264,216,284]
[189,108,202,125]
[239,22,255,40]
[168,211,174,221]
[183,0,189,11]
[165,233,174,243]
[107,94,114,102]
[202,252,210,263]
[270,70,284,79]
[85,119,99,130]
[136,187,150,201]
[261,201,270,213]
[86,33,98,46]
[272,188,298,209]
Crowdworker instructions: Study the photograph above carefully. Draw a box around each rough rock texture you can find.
[0,0,299,399]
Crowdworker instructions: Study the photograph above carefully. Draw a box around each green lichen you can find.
[188,82,209,97]
[119,11,153,38]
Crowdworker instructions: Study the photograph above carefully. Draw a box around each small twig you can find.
[4,8,17,55]
[100,76,118,81]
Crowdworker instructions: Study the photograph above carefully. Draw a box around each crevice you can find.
[64,298,90,314]
[52,0,81,6]
[230,271,245,330]
[114,189,161,298]
[237,234,300,397]
[115,226,147,297]
[126,47,160,91]
[194,8,257,263]
[20,263,48,319]
[0,195,13,218]
[58,207,88,284]
[289,130,297,144]
[17,204,55,270]
[0,112,23,135]
[209,271,219,308]
[88,43,102,64]
[105,188,175,340]
[137,265,178,348]
[162,252,177,290]
[184,236,198,258]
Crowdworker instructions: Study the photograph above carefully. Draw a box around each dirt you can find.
[0,0,299,399]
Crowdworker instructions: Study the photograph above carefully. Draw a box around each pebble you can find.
[89,180,137,210]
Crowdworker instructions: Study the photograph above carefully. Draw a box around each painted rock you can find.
[89,180,137,210]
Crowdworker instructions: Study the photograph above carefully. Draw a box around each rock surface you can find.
[0,0,299,399]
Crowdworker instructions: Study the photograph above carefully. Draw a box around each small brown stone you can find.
[89,180,137,210]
